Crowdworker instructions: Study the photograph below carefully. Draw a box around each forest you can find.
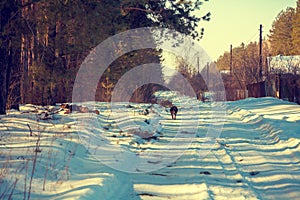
[0,0,210,114]
[1,0,300,115]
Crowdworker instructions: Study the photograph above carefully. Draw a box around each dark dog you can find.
[170,106,178,120]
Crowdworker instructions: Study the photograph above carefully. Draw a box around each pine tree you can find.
[0,0,210,112]
[0,0,22,114]
[269,7,295,56]
[292,0,300,55]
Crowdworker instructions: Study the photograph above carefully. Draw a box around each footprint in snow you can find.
[200,171,211,175]
[249,171,260,176]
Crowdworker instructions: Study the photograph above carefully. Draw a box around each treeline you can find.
[0,0,210,114]
[168,56,208,98]
[168,53,224,101]
[216,0,300,88]
[216,41,270,87]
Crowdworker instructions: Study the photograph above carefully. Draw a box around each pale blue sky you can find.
[199,0,297,61]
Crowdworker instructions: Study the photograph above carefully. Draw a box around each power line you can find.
[245,30,260,45]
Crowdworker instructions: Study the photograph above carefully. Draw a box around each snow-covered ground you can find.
[1,92,300,200]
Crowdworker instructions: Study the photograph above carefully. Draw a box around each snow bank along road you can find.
[0,95,300,199]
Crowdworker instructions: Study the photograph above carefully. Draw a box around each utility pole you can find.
[230,44,233,74]
[206,62,210,87]
[259,24,263,79]
[197,56,200,74]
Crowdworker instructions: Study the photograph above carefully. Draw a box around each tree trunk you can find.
[0,52,9,114]
[0,2,14,114]
[0,1,23,114]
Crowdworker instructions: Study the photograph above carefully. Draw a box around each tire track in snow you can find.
[221,104,300,199]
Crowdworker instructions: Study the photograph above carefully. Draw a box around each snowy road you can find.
[120,99,300,200]
[1,96,300,199]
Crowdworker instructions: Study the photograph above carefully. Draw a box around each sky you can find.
[198,0,297,61]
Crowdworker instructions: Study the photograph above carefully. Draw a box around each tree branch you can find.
[118,6,163,15]
[20,0,42,9]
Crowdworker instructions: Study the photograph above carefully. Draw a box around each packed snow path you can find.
[0,96,300,199]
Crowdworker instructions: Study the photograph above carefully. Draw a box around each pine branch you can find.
[117,6,163,15]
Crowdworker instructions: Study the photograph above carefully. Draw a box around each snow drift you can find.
[0,93,300,199]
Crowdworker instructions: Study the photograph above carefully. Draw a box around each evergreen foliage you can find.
[0,0,210,113]
[292,0,300,55]
[268,7,295,56]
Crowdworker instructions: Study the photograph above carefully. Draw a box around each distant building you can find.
[265,55,300,104]
[220,69,231,74]
[267,55,300,75]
